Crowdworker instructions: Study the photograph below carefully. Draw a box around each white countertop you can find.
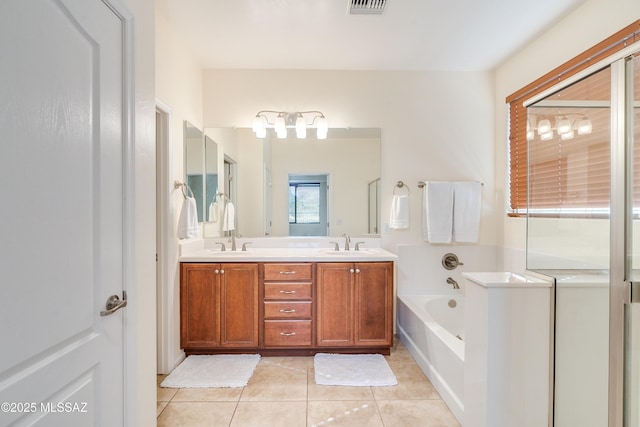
[178,237,398,262]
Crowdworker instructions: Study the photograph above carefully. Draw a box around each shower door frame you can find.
[524,41,640,427]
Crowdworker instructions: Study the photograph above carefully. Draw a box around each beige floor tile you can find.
[172,387,243,402]
[377,400,461,427]
[240,361,308,401]
[231,401,306,427]
[157,401,237,427]
[386,340,418,366]
[308,367,375,401]
[157,385,179,402]
[156,400,169,418]
[308,400,384,427]
[371,363,441,400]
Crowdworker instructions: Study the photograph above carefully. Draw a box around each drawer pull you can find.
[280,290,296,294]
[279,309,296,313]
[280,332,296,336]
[280,271,296,275]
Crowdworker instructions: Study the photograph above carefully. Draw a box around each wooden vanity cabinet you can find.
[180,260,392,355]
[262,263,313,348]
[316,262,393,348]
[180,263,259,352]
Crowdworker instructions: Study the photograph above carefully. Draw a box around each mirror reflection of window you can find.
[288,174,328,236]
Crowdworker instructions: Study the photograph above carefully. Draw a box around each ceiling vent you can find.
[349,0,387,14]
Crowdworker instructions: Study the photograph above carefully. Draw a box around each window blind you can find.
[506,20,640,216]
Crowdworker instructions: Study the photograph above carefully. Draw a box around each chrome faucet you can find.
[343,234,351,251]
[447,277,460,290]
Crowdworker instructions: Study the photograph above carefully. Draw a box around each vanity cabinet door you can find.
[219,263,259,347]
[180,263,221,348]
[181,263,259,350]
[316,261,393,348]
[354,262,393,346]
[316,263,354,346]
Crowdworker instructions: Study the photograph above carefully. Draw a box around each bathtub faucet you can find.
[446,277,460,290]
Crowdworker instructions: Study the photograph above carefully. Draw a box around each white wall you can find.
[202,69,497,252]
[155,4,204,371]
[494,0,640,263]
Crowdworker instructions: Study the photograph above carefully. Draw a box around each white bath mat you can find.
[314,353,397,387]
[160,354,260,388]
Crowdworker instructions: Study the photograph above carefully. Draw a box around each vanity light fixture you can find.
[528,113,593,141]
[252,110,328,139]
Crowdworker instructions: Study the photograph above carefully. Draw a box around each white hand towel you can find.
[208,201,219,222]
[422,182,454,243]
[389,194,409,229]
[177,196,199,239]
[453,182,482,242]
[222,201,235,232]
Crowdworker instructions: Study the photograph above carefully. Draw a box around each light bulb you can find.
[561,130,574,140]
[540,131,554,141]
[527,130,535,141]
[296,115,306,138]
[316,116,328,139]
[275,115,286,133]
[276,128,287,139]
[557,118,572,135]
[578,118,592,135]
[252,115,264,133]
[537,119,551,134]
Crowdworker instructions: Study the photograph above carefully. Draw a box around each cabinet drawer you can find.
[264,301,312,319]
[264,263,312,281]
[264,283,311,300]
[264,320,312,346]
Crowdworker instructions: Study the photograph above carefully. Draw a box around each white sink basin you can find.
[319,249,377,255]
[209,249,251,255]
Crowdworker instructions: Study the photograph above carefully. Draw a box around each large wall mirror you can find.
[195,127,381,238]
[183,121,218,226]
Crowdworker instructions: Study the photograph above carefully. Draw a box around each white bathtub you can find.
[397,294,464,423]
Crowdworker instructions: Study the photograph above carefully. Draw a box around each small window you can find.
[289,183,321,224]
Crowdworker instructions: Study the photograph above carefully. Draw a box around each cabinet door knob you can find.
[220,269,225,274]
[350,268,355,273]
[355,268,360,274]
[214,269,219,274]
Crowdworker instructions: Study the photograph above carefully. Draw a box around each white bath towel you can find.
[422,182,454,243]
[208,201,219,222]
[177,196,199,239]
[389,194,409,229]
[222,201,235,232]
[453,182,482,242]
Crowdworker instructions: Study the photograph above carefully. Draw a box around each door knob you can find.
[100,291,127,316]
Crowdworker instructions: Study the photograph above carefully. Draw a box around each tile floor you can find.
[157,338,460,426]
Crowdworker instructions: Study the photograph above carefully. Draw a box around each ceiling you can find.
[158,0,585,71]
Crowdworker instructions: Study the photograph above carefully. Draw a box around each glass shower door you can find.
[527,64,612,427]
[626,52,640,427]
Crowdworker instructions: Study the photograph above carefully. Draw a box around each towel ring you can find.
[393,181,410,195]
[417,180,484,188]
[174,180,195,199]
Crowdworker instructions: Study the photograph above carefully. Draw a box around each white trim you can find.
[609,57,627,427]
[155,99,176,374]
[101,0,135,425]
[523,40,640,107]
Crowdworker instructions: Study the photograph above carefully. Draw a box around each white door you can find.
[0,0,130,425]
